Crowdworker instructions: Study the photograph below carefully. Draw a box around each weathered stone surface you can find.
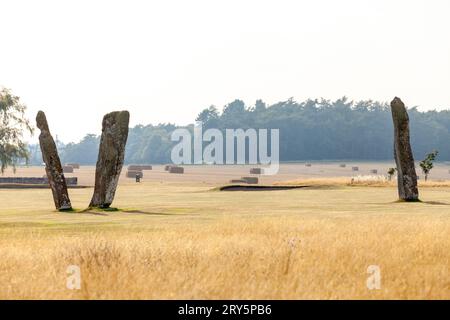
[390,97,419,201]
[90,111,130,208]
[36,111,72,210]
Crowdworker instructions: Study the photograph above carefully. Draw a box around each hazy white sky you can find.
[1,0,449,142]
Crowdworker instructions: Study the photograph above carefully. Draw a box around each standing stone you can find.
[390,97,419,201]
[89,111,130,208]
[36,111,72,211]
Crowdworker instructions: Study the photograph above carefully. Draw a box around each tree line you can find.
[26,97,450,165]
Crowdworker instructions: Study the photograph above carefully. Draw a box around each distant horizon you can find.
[23,95,450,145]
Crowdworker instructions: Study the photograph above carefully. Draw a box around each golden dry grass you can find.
[1,217,449,300]
[0,167,450,299]
[280,176,450,188]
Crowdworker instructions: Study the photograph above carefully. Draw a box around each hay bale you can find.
[339,164,346,168]
[169,166,184,174]
[250,168,262,174]
[65,177,78,185]
[352,166,359,172]
[241,176,258,184]
[370,169,378,174]
[126,170,143,178]
[0,177,77,186]
[128,164,152,171]
[230,179,246,183]
[66,163,80,169]
[62,166,74,173]
[128,165,142,171]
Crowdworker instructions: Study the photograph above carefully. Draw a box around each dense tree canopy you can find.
[0,88,33,172]
[27,97,450,165]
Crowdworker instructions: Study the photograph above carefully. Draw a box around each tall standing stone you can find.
[390,97,419,201]
[89,111,130,208]
[36,111,72,211]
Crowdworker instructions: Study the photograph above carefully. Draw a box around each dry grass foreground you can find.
[0,180,449,299]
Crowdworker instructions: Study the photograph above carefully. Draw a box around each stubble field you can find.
[0,164,449,299]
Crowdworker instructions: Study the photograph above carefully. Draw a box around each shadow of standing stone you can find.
[89,111,130,208]
[36,111,72,211]
[390,97,419,201]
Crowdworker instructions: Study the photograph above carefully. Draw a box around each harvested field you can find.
[0,164,449,299]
